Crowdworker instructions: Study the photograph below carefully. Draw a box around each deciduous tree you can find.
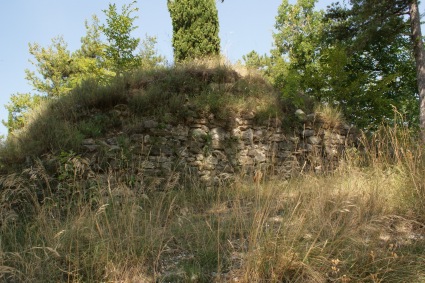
[101,1,141,74]
[3,93,43,132]
[3,1,164,133]
[270,0,324,108]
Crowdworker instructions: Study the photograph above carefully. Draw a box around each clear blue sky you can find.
[0,0,423,138]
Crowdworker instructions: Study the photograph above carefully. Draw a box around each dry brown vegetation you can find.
[0,62,424,282]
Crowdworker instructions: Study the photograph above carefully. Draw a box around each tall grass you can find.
[1,119,425,282]
[0,61,424,281]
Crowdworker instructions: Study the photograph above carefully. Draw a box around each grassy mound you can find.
[0,60,292,171]
[0,61,424,282]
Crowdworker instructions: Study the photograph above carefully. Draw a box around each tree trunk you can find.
[409,0,425,142]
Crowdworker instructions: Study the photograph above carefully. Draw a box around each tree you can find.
[242,50,270,71]
[25,37,77,98]
[318,42,417,128]
[3,93,43,132]
[409,0,425,141]
[267,0,419,129]
[325,0,425,136]
[273,0,324,72]
[24,16,112,98]
[3,1,164,133]
[269,0,325,107]
[101,1,141,74]
[75,15,113,83]
[167,0,221,62]
[138,35,166,69]
[5,33,95,132]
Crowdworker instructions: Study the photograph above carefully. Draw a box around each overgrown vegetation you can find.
[244,0,421,132]
[0,60,281,169]
[1,0,424,280]
[0,114,424,282]
[1,50,424,282]
[3,0,165,134]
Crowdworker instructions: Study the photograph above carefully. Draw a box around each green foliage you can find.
[139,35,166,69]
[323,46,416,129]
[77,114,115,138]
[241,50,270,71]
[2,93,43,132]
[101,1,141,74]
[25,37,77,98]
[168,0,221,62]
[325,0,408,51]
[5,0,164,134]
[273,0,323,69]
[266,0,418,130]
[269,0,324,109]
[322,0,418,129]
[75,15,114,83]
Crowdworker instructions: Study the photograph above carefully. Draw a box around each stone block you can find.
[238,155,254,165]
[143,120,158,129]
[241,129,254,144]
[308,136,321,145]
[142,161,155,169]
[82,138,96,145]
[191,128,208,142]
[210,127,227,140]
[295,109,307,122]
[211,140,223,149]
[302,129,315,137]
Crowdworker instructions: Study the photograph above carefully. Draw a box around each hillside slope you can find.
[0,62,424,283]
[1,62,282,166]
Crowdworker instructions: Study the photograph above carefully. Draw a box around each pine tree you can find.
[409,0,425,141]
[325,0,425,135]
[167,0,221,62]
[25,37,76,98]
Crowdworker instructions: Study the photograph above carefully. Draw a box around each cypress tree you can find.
[167,0,221,62]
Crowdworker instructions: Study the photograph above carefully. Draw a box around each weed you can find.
[0,61,424,282]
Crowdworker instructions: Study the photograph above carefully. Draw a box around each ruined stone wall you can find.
[82,109,357,187]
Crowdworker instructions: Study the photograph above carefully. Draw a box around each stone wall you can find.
[81,108,357,188]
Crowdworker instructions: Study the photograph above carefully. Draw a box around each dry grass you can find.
[1,121,425,282]
[0,61,424,282]
[314,103,345,128]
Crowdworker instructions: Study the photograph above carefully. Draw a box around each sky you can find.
[0,0,423,138]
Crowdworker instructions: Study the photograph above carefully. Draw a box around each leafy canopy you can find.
[322,0,418,129]
[3,0,165,134]
[256,0,419,130]
[102,1,141,74]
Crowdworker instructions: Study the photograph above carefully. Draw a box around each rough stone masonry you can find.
[82,106,357,188]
